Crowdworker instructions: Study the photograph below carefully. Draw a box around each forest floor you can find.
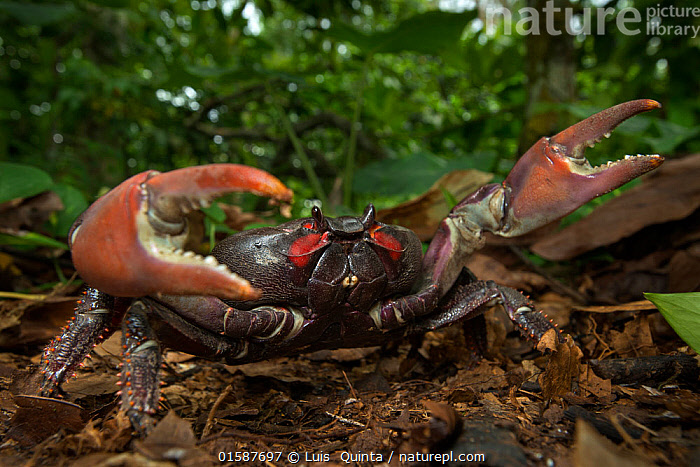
[0,155,698,466]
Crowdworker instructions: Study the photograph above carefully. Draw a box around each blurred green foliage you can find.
[1,0,698,229]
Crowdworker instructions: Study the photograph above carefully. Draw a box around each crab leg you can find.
[69,164,293,300]
[120,301,162,434]
[425,99,663,297]
[40,288,123,396]
[411,277,557,343]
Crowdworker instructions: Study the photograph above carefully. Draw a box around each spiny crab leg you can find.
[69,164,293,300]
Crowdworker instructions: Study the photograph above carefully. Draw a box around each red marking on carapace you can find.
[370,226,403,261]
[288,232,329,267]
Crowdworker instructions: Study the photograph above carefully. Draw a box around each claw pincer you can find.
[503,99,663,234]
[69,164,292,300]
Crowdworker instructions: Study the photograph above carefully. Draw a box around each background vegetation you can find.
[1,0,699,235]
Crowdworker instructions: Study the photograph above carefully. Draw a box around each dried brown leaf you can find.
[579,364,612,404]
[219,203,266,231]
[573,419,651,467]
[8,395,86,446]
[0,191,64,231]
[376,169,493,241]
[537,328,561,353]
[539,336,583,402]
[609,313,656,358]
[573,300,657,314]
[465,252,548,291]
[668,244,700,292]
[423,400,460,434]
[63,373,119,397]
[134,411,207,463]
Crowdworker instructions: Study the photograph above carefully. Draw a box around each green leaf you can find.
[353,151,487,196]
[440,186,459,209]
[645,292,700,353]
[374,10,475,55]
[0,163,54,204]
[0,1,77,26]
[642,120,700,154]
[327,22,377,53]
[0,232,68,250]
[92,0,131,7]
[201,203,226,224]
[328,10,475,56]
[51,183,88,237]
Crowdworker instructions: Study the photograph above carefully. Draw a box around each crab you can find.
[39,100,663,432]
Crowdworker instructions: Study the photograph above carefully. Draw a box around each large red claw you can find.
[502,99,663,236]
[69,164,293,300]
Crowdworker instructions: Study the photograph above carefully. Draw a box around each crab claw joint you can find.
[69,164,293,300]
[502,99,663,236]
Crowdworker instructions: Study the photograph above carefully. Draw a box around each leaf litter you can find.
[0,155,698,466]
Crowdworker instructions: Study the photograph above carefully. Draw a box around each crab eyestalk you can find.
[501,99,663,236]
[69,164,293,300]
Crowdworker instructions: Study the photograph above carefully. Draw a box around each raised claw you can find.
[502,99,663,235]
[69,164,293,300]
[424,100,663,296]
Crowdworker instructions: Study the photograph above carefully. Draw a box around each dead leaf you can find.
[609,313,656,358]
[573,419,651,467]
[480,391,511,417]
[63,373,119,397]
[663,392,700,421]
[164,350,198,364]
[448,387,478,404]
[229,358,315,383]
[668,243,700,292]
[0,295,79,348]
[573,300,657,313]
[405,401,463,452]
[134,411,207,463]
[100,411,134,452]
[219,203,266,231]
[579,364,612,404]
[465,252,548,291]
[305,346,379,362]
[536,328,561,353]
[8,395,86,446]
[542,404,565,424]
[423,400,460,434]
[539,336,583,402]
[376,169,493,241]
[0,191,64,231]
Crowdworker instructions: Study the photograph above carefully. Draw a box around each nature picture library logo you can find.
[484,1,700,38]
